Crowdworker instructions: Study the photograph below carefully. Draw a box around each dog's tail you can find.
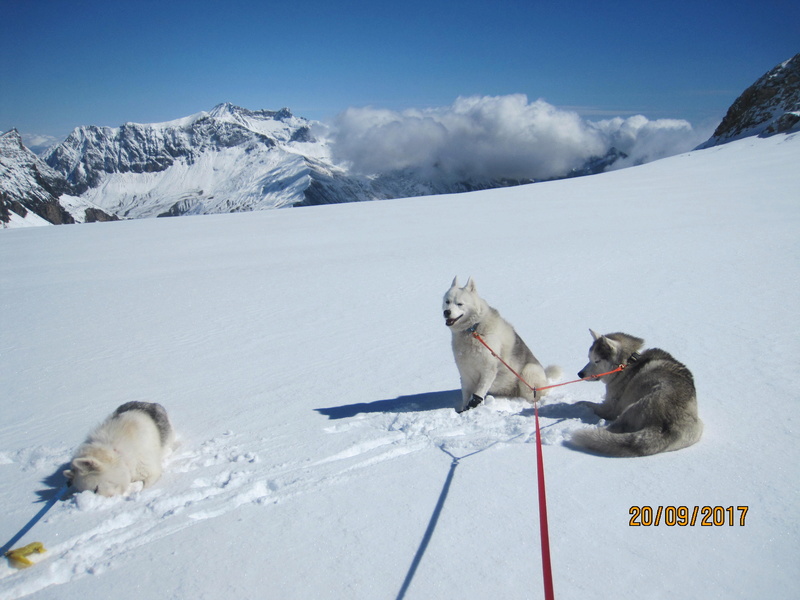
[114,402,174,448]
[569,421,703,457]
[544,365,562,382]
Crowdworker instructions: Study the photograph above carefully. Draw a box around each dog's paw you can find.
[456,394,484,413]
[575,400,599,410]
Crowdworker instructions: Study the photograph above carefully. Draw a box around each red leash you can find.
[534,402,554,600]
[468,328,629,600]
[470,330,626,389]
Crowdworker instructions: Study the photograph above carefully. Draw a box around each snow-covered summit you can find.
[42,103,316,195]
[35,103,346,219]
[206,103,309,141]
[125,103,312,144]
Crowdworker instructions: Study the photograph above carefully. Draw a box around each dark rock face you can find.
[704,54,800,147]
[84,207,119,223]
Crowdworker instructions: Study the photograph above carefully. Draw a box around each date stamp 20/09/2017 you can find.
[629,506,749,527]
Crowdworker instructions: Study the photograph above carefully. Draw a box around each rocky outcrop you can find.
[703,54,800,147]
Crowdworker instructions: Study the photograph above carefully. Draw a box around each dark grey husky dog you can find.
[570,330,703,457]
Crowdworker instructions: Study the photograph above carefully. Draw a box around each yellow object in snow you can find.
[5,542,46,568]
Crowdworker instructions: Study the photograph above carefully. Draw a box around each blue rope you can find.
[395,438,521,600]
[396,456,459,600]
[1,483,70,555]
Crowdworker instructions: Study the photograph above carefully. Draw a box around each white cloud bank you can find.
[329,94,711,181]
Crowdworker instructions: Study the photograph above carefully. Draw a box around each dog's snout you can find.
[443,309,451,318]
[578,369,586,379]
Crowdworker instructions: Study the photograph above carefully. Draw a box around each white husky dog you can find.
[443,277,561,413]
[571,330,703,457]
[64,402,175,496]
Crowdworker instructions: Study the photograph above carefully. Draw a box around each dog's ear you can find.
[594,335,620,359]
[464,277,476,292]
[589,328,601,340]
[72,457,101,473]
[450,276,459,288]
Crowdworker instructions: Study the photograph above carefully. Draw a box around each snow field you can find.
[0,133,798,599]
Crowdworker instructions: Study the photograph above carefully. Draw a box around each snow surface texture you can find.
[1,134,798,599]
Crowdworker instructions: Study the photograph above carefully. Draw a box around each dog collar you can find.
[466,322,480,334]
[627,352,641,365]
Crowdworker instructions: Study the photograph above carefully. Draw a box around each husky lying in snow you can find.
[571,330,703,457]
[443,277,561,413]
[64,402,175,496]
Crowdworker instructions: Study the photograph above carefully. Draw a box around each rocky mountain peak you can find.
[703,54,800,147]
[208,102,293,121]
[1,128,119,226]
[1,128,23,148]
[1,129,42,163]
[1,128,74,225]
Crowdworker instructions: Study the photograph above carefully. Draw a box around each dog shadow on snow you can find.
[314,390,461,420]
[315,390,601,426]
[34,462,76,503]
[528,401,602,425]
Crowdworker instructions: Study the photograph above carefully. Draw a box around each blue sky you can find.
[1,0,797,143]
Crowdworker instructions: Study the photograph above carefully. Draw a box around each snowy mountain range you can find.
[4,103,539,226]
[40,103,368,219]
[2,54,798,227]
